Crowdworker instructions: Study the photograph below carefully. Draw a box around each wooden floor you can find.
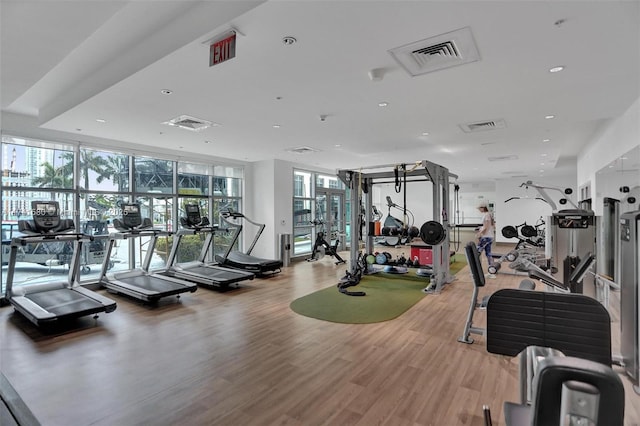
[1,248,639,426]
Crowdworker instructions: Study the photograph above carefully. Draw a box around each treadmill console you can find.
[185,204,202,226]
[32,201,61,231]
[121,203,143,229]
[180,203,211,229]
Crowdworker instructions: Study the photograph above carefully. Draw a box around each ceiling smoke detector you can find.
[389,27,480,77]
[163,115,212,132]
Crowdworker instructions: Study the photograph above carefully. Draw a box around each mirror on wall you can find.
[595,145,640,213]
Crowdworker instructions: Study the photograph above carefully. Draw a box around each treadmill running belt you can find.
[27,289,103,317]
[121,275,189,293]
[188,265,252,280]
[174,265,254,286]
[226,252,282,268]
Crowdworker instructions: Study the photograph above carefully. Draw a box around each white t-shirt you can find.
[478,211,495,238]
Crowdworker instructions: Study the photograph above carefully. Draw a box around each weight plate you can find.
[501,225,518,239]
[521,225,537,238]
[419,221,446,245]
[375,253,388,264]
[385,236,400,246]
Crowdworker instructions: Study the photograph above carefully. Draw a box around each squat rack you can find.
[337,160,458,294]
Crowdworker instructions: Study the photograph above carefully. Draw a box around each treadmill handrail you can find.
[176,226,217,235]
[218,212,265,256]
[108,228,172,239]
[11,232,92,246]
[218,215,243,261]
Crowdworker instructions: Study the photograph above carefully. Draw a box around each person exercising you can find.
[476,203,495,268]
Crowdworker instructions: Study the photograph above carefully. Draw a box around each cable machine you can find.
[337,160,457,294]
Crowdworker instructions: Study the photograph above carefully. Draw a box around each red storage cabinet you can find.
[410,244,432,265]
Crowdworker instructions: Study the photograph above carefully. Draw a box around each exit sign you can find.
[209,32,236,67]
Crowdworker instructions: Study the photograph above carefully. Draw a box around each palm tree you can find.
[32,161,72,208]
[104,155,129,192]
[59,151,111,191]
[32,161,71,189]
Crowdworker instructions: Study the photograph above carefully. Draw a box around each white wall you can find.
[246,158,335,259]
[578,97,640,215]
[245,160,276,258]
[374,182,434,229]
[373,178,498,228]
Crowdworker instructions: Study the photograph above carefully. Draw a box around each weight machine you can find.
[520,181,597,294]
[620,209,640,394]
[337,160,457,294]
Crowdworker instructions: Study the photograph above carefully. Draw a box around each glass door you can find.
[314,190,345,251]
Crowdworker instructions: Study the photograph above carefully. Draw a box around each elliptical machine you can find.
[306,219,346,265]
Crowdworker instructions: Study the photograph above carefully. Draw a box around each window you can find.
[2,141,74,189]
[79,148,130,192]
[1,137,244,298]
[134,157,173,194]
[178,162,212,196]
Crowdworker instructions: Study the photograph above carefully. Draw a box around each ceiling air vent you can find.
[287,146,319,154]
[163,115,212,132]
[389,27,480,77]
[488,155,518,162]
[460,119,507,133]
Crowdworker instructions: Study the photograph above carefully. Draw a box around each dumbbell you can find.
[506,250,519,262]
[488,263,502,274]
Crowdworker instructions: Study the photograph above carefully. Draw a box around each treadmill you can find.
[163,203,255,289]
[215,208,283,275]
[5,201,117,326]
[99,203,197,303]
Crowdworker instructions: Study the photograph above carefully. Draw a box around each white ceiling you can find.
[2,0,639,184]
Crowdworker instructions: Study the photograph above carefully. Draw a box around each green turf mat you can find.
[290,254,467,324]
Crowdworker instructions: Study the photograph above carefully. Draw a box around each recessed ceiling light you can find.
[541,153,548,157]
[204,140,211,144]
[545,115,555,119]
[273,124,281,128]
[421,132,430,136]
[378,102,389,107]
[542,139,550,142]
[549,66,565,73]
[621,156,628,160]
[540,163,545,166]
[609,165,614,168]
[96,118,106,123]
[539,169,544,173]
[160,89,173,95]
[335,144,341,147]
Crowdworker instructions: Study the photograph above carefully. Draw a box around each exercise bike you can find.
[306,220,346,265]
